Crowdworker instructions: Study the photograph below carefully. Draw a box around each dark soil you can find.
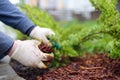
[10,53,120,80]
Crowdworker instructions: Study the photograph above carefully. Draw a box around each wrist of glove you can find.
[30,26,55,45]
[9,40,54,69]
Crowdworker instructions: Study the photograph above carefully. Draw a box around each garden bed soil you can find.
[10,53,120,80]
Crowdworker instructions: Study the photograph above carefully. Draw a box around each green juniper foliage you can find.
[18,1,120,67]
[90,0,120,58]
[19,5,100,67]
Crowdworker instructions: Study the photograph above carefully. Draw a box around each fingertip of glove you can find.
[37,62,48,69]
[45,53,54,60]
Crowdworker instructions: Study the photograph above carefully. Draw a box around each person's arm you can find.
[0,0,35,35]
[0,0,34,59]
[0,31,14,59]
[0,0,55,44]
[0,0,55,68]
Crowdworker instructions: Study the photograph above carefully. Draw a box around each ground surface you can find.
[0,56,25,80]
[10,53,120,80]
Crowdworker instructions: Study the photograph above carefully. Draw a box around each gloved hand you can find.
[30,26,55,45]
[9,40,54,69]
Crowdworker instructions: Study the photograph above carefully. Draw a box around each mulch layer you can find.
[10,53,120,80]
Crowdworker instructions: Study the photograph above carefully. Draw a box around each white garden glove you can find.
[9,40,54,69]
[30,26,55,45]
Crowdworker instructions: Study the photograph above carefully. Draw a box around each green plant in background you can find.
[17,0,120,67]
[90,0,120,59]
[20,5,60,32]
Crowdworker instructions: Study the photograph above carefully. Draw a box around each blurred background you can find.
[10,0,98,21]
